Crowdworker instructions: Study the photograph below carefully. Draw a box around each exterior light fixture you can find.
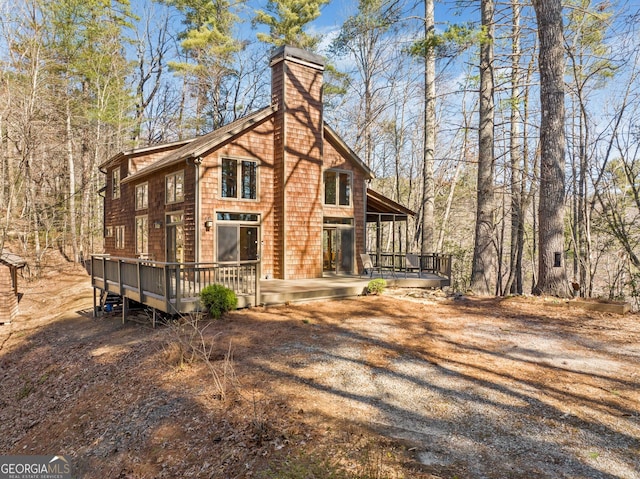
[153,220,163,229]
[204,218,213,231]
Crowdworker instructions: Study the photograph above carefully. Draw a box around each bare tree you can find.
[132,4,172,147]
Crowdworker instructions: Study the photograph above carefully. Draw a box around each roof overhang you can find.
[0,250,27,269]
[99,138,195,171]
[366,188,416,222]
[121,105,277,184]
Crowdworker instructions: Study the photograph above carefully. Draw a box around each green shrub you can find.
[200,284,238,319]
[367,278,387,295]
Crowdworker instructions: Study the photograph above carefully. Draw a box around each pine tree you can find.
[253,0,329,50]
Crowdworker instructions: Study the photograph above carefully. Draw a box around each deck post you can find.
[445,254,452,281]
[118,258,123,299]
[175,265,181,314]
[164,264,170,313]
[255,260,261,306]
[122,297,128,324]
[136,260,142,303]
[92,287,97,318]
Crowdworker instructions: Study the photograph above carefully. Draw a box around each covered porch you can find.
[365,189,450,276]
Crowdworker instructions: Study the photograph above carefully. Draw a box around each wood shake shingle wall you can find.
[271,47,325,279]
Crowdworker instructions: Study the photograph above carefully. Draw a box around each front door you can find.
[323,225,354,274]
[166,213,184,263]
[323,228,338,272]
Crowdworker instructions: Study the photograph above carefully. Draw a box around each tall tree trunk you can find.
[421,0,436,254]
[532,0,568,297]
[505,0,523,295]
[66,98,78,263]
[470,0,497,295]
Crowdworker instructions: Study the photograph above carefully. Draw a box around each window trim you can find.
[135,182,149,211]
[220,156,259,201]
[324,169,352,207]
[165,170,185,205]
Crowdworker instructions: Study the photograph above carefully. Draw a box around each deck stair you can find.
[100,291,122,314]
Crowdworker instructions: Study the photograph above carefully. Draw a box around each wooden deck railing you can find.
[91,255,261,315]
[367,252,452,279]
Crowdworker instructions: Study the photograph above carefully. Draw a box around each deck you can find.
[90,254,450,319]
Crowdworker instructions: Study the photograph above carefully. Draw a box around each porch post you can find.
[392,214,396,272]
[376,214,381,268]
[93,287,97,318]
[255,260,261,306]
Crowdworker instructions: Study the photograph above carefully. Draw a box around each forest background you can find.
[1,0,639,306]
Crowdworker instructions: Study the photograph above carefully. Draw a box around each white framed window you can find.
[324,170,352,206]
[105,226,113,238]
[115,225,125,249]
[112,168,121,199]
[221,158,258,200]
[135,216,148,256]
[165,171,184,204]
[135,182,148,210]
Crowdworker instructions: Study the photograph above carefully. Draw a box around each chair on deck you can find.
[360,253,382,278]
[405,253,422,278]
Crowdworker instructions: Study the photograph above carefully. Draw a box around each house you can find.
[0,250,26,322]
[100,46,385,279]
[94,46,449,315]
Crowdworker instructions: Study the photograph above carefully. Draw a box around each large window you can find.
[135,183,148,210]
[221,158,257,200]
[324,170,351,206]
[216,212,259,262]
[165,171,184,204]
[135,216,148,256]
[112,168,121,199]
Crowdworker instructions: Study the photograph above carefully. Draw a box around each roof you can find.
[110,104,374,186]
[324,123,374,180]
[0,250,27,268]
[367,188,416,221]
[122,105,277,184]
[99,138,195,171]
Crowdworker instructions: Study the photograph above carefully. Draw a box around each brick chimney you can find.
[270,46,325,279]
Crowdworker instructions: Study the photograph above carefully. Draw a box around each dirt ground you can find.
[1,263,639,479]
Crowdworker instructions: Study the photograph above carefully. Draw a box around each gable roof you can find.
[99,138,195,171]
[324,123,374,179]
[114,104,374,185]
[122,105,277,184]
